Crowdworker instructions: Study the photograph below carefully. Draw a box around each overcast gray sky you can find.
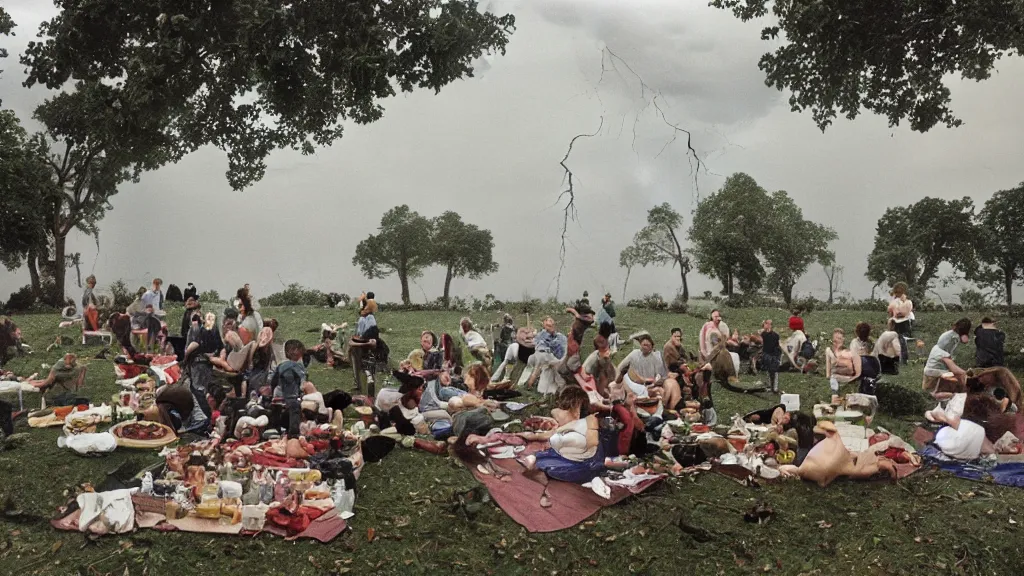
[2,0,1023,306]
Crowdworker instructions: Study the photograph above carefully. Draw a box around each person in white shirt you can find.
[460,317,492,368]
[873,319,902,375]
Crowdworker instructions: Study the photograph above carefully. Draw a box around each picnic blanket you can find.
[52,504,348,541]
[913,427,1024,487]
[466,441,662,533]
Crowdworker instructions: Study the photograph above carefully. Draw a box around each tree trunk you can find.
[443,264,454,309]
[622,266,632,302]
[52,234,67,305]
[1005,268,1014,307]
[399,271,411,305]
[782,283,793,306]
[679,267,689,302]
[27,247,41,296]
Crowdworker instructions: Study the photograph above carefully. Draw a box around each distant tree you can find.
[431,211,498,308]
[21,1,515,190]
[977,183,1024,306]
[17,82,172,304]
[618,245,651,302]
[820,252,844,305]
[352,205,434,305]
[712,0,1024,133]
[866,197,979,298]
[761,191,837,305]
[622,204,692,301]
[689,173,772,296]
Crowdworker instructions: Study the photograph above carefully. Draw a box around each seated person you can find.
[493,314,516,372]
[300,381,330,422]
[493,327,535,383]
[523,317,567,395]
[779,420,896,486]
[927,390,986,460]
[138,381,208,433]
[0,318,25,368]
[236,296,264,346]
[407,331,443,377]
[30,353,85,394]
[307,323,348,367]
[583,335,617,400]
[968,366,1023,413]
[873,319,902,375]
[557,305,595,379]
[616,332,682,411]
[460,318,493,369]
[698,310,730,362]
[419,371,466,423]
[974,317,1005,369]
[517,386,603,505]
[922,318,972,395]
[447,364,498,412]
[849,322,873,357]
[82,275,100,331]
[699,331,738,387]
[662,328,687,375]
[210,329,256,374]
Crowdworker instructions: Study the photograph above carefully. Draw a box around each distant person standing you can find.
[81,275,100,331]
[974,317,1006,369]
[887,282,913,364]
[142,278,165,317]
[597,293,620,353]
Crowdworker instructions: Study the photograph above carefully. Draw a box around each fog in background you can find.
[2,0,1022,305]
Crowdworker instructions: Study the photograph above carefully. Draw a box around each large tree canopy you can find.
[977,184,1024,306]
[689,173,773,296]
[0,110,50,273]
[866,196,979,297]
[712,0,1024,132]
[621,203,692,302]
[431,211,498,308]
[352,205,434,305]
[761,191,837,305]
[21,1,515,189]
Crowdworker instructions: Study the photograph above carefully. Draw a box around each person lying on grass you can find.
[778,420,897,487]
[446,364,499,413]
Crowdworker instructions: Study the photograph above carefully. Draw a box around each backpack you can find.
[799,340,815,360]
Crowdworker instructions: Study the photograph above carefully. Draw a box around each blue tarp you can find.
[919,444,1024,488]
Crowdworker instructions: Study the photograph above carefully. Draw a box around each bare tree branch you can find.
[554,115,604,299]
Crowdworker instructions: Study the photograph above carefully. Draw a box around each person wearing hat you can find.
[974,317,1005,369]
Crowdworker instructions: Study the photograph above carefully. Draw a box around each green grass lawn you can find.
[2,304,1024,575]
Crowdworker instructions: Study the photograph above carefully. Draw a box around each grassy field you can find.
[2,304,1023,576]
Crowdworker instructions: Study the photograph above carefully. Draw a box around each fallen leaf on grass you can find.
[816,521,832,529]
[604,535,616,542]
[367,528,376,542]
[50,541,62,554]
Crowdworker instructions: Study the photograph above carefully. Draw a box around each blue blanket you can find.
[919,444,1024,488]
